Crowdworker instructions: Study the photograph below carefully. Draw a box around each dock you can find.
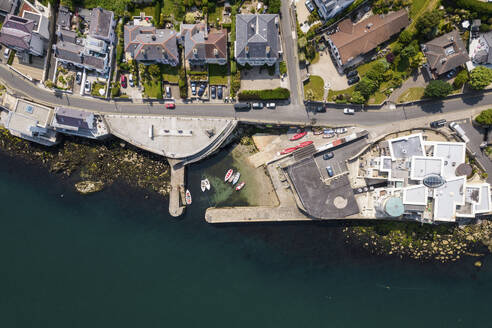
[169,159,185,217]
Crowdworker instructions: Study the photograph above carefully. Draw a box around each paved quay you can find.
[168,159,185,217]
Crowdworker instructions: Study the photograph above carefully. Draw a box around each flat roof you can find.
[431,142,466,179]
[13,99,52,127]
[411,156,442,180]
[389,134,424,160]
[434,177,465,222]
[403,185,428,205]
[476,184,491,214]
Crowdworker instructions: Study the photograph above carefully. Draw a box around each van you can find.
[234,103,251,111]
[449,122,470,143]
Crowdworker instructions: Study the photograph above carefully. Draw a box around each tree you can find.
[475,108,492,126]
[355,77,379,99]
[400,44,417,60]
[424,80,453,98]
[398,29,413,44]
[148,64,161,77]
[453,70,469,89]
[416,10,442,39]
[351,91,365,104]
[469,66,492,90]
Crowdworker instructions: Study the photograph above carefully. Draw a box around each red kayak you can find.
[297,141,313,148]
[280,147,298,155]
[290,131,307,141]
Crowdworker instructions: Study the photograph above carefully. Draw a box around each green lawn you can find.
[129,4,156,17]
[208,64,229,85]
[304,75,325,101]
[162,0,184,21]
[62,0,131,15]
[398,87,425,103]
[408,0,439,31]
[327,85,356,102]
[91,82,106,97]
[368,91,387,105]
[161,64,179,84]
[208,6,223,25]
[143,80,163,99]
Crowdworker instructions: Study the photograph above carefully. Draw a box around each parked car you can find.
[120,74,126,88]
[165,102,175,109]
[234,103,251,111]
[76,71,82,85]
[3,48,10,59]
[198,84,206,97]
[128,74,134,87]
[211,86,216,99]
[430,119,446,128]
[347,76,360,85]
[191,82,196,96]
[343,108,355,115]
[165,86,171,98]
[84,80,91,93]
[449,122,470,143]
[326,166,334,177]
[446,69,456,79]
[266,102,276,109]
[335,127,347,134]
[252,102,264,109]
[323,152,334,160]
[217,86,223,99]
[305,0,315,12]
[346,70,358,78]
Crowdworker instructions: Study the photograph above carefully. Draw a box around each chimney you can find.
[204,26,208,40]
[214,48,218,57]
[250,23,255,30]
[366,23,373,29]
[151,35,156,41]
[266,46,270,57]
[193,48,198,56]
[245,45,249,55]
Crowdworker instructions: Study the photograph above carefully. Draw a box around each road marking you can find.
[292,31,296,40]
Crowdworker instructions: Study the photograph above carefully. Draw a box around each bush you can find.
[416,10,442,40]
[230,70,241,97]
[475,108,492,126]
[469,66,492,90]
[350,91,365,104]
[238,88,290,100]
[111,85,120,97]
[424,80,453,98]
[179,68,187,98]
[230,61,237,74]
[453,70,469,89]
[279,61,287,75]
[398,29,413,45]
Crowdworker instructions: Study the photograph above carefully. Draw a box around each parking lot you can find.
[309,50,349,91]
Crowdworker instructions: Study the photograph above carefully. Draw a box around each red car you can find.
[165,102,175,109]
[120,74,127,88]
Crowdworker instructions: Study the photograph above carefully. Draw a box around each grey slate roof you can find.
[0,14,34,50]
[57,6,72,30]
[0,0,15,14]
[54,41,105,70]
[55,107,93,130]
[235,14,280,60]
[22,10,49,40]
[422,30,469,76]
[89,7,113,40]
[124,24,178,62]
[180,23,227,61]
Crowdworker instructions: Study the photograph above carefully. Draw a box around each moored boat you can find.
[280,147,298,155]
[224,169,233,182]
[201,179,210,192]
[290,131,307,141]
[235,182,245,191]
[232,172,240,185]
[204,178,210,190]
[297,141,313,148]
[185,189,192,205]
[228,174,234,183]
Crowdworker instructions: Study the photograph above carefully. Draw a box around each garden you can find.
[208,64,229,85]
[303,75,324,101]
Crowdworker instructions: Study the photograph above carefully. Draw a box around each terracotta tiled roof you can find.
[329,9,410,65]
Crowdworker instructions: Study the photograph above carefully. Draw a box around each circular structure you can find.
[384,197,404,217]
[423,174,446,189]
[333,196,348,209]
[456,163,473,178]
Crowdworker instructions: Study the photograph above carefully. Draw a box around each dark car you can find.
[211,86,216,99]
[198,84,206,97]
[234,103,251,111]
[347,76,360,85]
[346,70,358,78]
[430,119,446,128]
[323,152,334,160]
[217,86,223,99]
[326,166,334,177]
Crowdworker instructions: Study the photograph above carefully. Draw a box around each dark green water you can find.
[0,151,491,328]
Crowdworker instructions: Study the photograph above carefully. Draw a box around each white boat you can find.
[232,172,240,185]
[235,182,245,191]
[201,178,210,192]
[228,173,234,183]
[224,169,233,182]
[185,189,192,205]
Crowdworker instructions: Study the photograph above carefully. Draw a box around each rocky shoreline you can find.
[0,127,171,197]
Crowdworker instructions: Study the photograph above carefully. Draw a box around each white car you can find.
[305,0,315,12]
[343,108,355,115]
[252,102,264,109]
[129,73,134,87]
[335,127,348,134]
[266,102,276,109]
[84,80,91,93]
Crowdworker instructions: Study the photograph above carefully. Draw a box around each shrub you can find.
[424,80,453,98]
[179,68,187,98]
[453,70,469,89]
[231,61,237,74]
[416,10,443,40]
[279,61,287,75]
[469,66,492,90]
[111,85,120,97]
[350,91,365,104]
[475,108,492,126]
[398,29,413,45]
[231,70,241,96]
[237,88,290,100]
[356,77,379,98]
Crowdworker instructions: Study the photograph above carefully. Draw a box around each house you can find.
[53,7,114,75]
[235,14,281,67]
[0,0,18,17]
[180,23,227,66]
[18,0,50,42]
[56,6,72,31]
[51,107,108,139]
[327,9,410,71]
[0,14,44,57]
[124,24,179,66]
[313,0,354,21]
[469,31,492,66]
[421,30,469,78]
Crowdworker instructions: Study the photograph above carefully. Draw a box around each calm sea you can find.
[0,150,491,328]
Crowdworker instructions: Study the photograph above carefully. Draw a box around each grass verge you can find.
[304,75,325,101]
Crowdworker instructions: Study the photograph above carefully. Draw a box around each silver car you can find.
[305,0,315,12]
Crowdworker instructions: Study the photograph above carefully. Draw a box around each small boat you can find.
[224,169,234,182]
[232,172,240,185]
[185,189,192,205]
[228,174,234,183]
[297,141,313,148]
[201,179,210,192]
[236,182,245,191]
[290,131,307,141]
[280,147,298,155]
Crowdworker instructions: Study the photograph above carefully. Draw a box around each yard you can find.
[304,75,325,101]
[91,82,106,97]
[129,4,156,17]
[209,64,229,85]
[397,87,425,103]
[208,5,223,25]
[408,0,439,31]
[161,64,179,84]
[143,80,163,99]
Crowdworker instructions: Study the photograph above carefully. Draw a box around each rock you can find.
[442,240,449,245]
[75,180,104,195]
[474,261,482,268]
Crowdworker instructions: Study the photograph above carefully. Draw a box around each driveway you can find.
[389,68,427,103]
[11,56,44,81]
[240,67,281,90]
[309,51,349,91]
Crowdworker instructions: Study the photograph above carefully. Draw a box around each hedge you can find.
[238,88,290,100]
[443,0,492,15]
